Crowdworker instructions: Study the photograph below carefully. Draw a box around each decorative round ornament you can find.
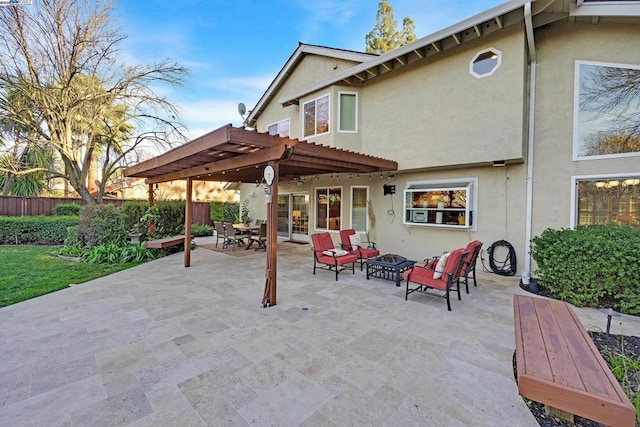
[263,165,275,186]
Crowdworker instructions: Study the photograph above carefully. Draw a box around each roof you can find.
[246,43,376,127]
[279,0,534,106]
[123,124,397,184]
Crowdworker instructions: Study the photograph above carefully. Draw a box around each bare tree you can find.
[0,0,189,203]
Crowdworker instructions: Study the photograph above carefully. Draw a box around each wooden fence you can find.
[0,196,212,225]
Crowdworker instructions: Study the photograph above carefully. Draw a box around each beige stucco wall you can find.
[360,24,527,169]
[532,22,640,239]
[256,54,365,140]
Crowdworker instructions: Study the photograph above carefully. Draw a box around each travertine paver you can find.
[1,236,639,426]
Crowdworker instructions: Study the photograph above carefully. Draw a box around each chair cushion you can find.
[313,232,335,251]
[323,249,348,257]
[352,247,379,259]
[349,233,362,248]
[403,266,447,291]
[317,253,358,265]
[433,252,450,279]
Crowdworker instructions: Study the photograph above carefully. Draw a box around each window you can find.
[403,178,477,229]
[469,48,501,78]
[574,61,640,160]
[303,94,329,138]
[268,119,290,137]
[339,92,357,132]
[316,187,341,230]
[350,186,369,232]
[574,175,640,230]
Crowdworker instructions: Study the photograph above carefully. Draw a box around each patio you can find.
[1,237,638,426]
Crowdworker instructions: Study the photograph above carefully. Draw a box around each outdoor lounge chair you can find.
[311,232,358,281]
[339,229,379,271]
[425,240,482,294]
[403,248,469,311]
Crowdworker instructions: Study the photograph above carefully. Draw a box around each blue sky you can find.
[117,0,505,139]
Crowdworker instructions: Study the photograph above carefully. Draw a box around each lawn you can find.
[0,245,140,308]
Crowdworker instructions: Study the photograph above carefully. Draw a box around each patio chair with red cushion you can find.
[311,232,358,281]
[402,248,469,311]
[339,229,380,271]
[425,240,482,294]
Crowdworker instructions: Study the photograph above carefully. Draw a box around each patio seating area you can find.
[1,235,639,426]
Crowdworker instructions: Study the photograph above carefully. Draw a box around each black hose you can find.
[487,240,517,276]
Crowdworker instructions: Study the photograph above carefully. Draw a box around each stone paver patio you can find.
[1,237,638,426]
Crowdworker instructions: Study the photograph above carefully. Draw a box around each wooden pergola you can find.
[123,124,397,307]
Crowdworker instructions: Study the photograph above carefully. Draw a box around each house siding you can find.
[532,22,640,239]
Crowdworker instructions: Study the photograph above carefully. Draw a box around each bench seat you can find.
[513,294,635,427]
[143,235,186,249]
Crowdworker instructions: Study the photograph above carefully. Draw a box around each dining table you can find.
[232,224,261,249]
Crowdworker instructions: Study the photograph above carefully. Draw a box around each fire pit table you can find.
[366,254,416,287]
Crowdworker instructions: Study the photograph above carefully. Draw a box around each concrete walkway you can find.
[1,237,638,426]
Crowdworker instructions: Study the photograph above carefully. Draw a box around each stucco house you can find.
[239,0,640,280]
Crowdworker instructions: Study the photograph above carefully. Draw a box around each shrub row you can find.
[531,225,640,314]
[0,215,79,244]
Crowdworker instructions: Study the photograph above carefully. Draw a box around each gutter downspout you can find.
[523,2,536,284]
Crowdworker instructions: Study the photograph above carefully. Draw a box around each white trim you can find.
[302,94,331,138]
[405,177,478,231]
[571,1,640,16]
[573,60,640,161]
[338,91,358,133]
[267,118,290,137]
[469,47,502,79]
[570,172,640,228]
[314,186,343,232]
[349,185,369,232]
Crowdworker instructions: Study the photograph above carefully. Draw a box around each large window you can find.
[268,119,290,137]
[303,94,329,138]
[574,175,640,230]
[339,92,357,132]
[350,186,369,232]
[403,178,477,229]
[316,187,341,230]
[574,61,640,160]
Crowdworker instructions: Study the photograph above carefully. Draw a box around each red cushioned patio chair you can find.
[339,229,380,271]
[312,232,358,281]
[425,240,482,294]
[403,248,469,311]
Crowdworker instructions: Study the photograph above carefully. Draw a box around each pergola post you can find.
[184,177,192,267]
[263,161,278,307]
[148,183,155,237]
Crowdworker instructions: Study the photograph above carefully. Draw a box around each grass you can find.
[0,245,141,308]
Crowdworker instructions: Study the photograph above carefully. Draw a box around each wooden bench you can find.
[143,235,186,249]
[513,294,636,427]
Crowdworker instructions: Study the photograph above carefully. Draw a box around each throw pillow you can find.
[349,233,362,249]
[323,249,348,257]
[433,252,450,279]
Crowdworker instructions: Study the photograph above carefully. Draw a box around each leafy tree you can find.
[0,0,189,204]
[365,0,417,54]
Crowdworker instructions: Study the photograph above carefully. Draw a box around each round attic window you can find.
[470,48,502,78]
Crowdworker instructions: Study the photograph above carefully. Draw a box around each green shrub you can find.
[0,215,79,244]
[190,223,213,237]
[77,204,127,248]
[83,242,157,264]
[210,201,238,222]
[53,203,82,216]
[120,200,147,233]
[66,225,80,246]
[154,201,185,237]
[531,225,640,314]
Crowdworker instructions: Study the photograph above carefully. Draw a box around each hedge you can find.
[0,215,79,244]
[531,224,640,314]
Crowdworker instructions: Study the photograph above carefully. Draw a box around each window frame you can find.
[404,177,478,230]
[267,118,290,137]
[469,47,502,79]
[572,60,640,161]
[315,186,343,231]
[302,94,330,138]
[338,91,358,133]
[571,173,640,229]
[349,185,369,232]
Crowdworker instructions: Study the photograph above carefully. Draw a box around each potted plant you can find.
[240,200,252,226]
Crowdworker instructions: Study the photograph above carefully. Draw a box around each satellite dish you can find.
[238,102,246,116]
